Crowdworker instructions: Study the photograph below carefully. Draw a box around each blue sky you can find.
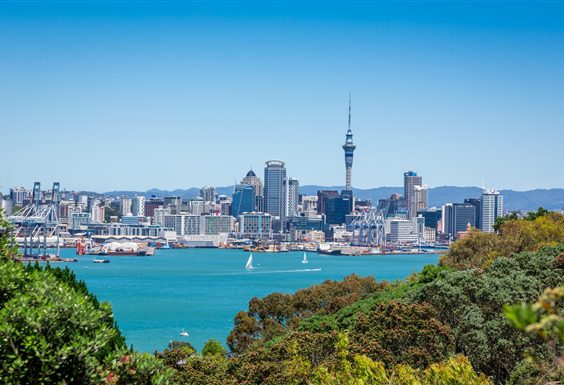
[1,1,563,192]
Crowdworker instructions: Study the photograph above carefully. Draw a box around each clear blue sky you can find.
[1,1,563,193]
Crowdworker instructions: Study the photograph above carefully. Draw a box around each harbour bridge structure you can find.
[8,182,61,257]
[351,207,386,247]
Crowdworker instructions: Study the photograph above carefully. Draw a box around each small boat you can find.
[302,252,308,264]
[179,329,189,337]
[93,258,110,264]
[245,253,253,270]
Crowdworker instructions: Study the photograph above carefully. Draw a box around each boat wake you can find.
[248,268,322,274]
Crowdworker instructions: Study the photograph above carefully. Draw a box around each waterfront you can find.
[56,248,439,352]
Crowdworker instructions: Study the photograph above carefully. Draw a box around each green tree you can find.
[0,208,18,260]
[349,302,454,368]
[505,286,564,384]
[0,211,173,384]
[202,338,226,357]
[413,246,564,383]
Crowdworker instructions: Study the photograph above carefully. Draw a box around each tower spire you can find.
[348,92,351,132]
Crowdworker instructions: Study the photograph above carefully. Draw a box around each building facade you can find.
[480,189,504,233]
[283,177,300,218]
[404,171,422,219]
[232,185,255,218]
[264,160,286,217]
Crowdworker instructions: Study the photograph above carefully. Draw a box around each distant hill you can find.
[97,186,564,212]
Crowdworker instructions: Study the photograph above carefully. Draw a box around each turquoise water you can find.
[56,248,438,353]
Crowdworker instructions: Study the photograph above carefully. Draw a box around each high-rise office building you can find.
[283,178,299,218]
[9,187,30,206]
[342,96,356,192]
[163,196,182,215]
[264,160,286,217]
[200,186,216,203]
[411,185,428,216]
[480,189,504,233]
[241,169,264,197]
[144,197,163,219]
[232,184,255,218]
[131,195,145,217]
[464,198,481,230]
[443,203,476,239]
[404,171,423,219]
[120,196,132,216]
[241,169,264,212]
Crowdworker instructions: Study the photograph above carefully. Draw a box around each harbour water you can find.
[56,248,439,352]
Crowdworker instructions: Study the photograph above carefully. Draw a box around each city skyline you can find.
[1,2,564,191]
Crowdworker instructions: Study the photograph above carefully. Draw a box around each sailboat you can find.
[302,252,309,264]
[245,253,253,270]
[179,329,189,337]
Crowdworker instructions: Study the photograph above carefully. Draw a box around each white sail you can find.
[245,254,253,270]
[302,252,308,264]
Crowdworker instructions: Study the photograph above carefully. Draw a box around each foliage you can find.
[348,302,454,368]
[227,274,385,354]
[413,246,564,383]
[299,265,451,334]
[201,338,226,357]
[0,260,122,384]
[0,208,18,260]
[504,286,564,384]
[441,210,564,270]
[97,350,175,385]
[0,216,173,385]
[310,333,490,385]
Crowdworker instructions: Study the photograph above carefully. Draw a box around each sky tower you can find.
[342,94,356,191]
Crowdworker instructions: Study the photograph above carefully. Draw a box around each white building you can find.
[131,195,145,217]
[411,185,428,218]
[301,195,318,217]
[153,207,171,226]
[480,189,504,233]
[120,196,132,216]
[200,215,234,235]
[70,212,91,231]
[387,218,418,243]
[283,177,299,218]
[90,199,105,223]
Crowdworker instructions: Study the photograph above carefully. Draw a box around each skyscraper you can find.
[241,169,263,197]
[411,185,428,217]
[264,160,286,217]
[232,184,255,218]
[120,196,132,216]
[404,171,422,219]
[241,169,264,211]
[131,195,145,217]
[480,189,504,233]
[442,202,476,240]
[342,96,356,192]
[283,177,299,218]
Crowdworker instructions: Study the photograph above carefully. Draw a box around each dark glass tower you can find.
[342,96,356,191]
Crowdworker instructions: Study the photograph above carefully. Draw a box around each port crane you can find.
[351,207,386,247]
[8,182,61,258]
